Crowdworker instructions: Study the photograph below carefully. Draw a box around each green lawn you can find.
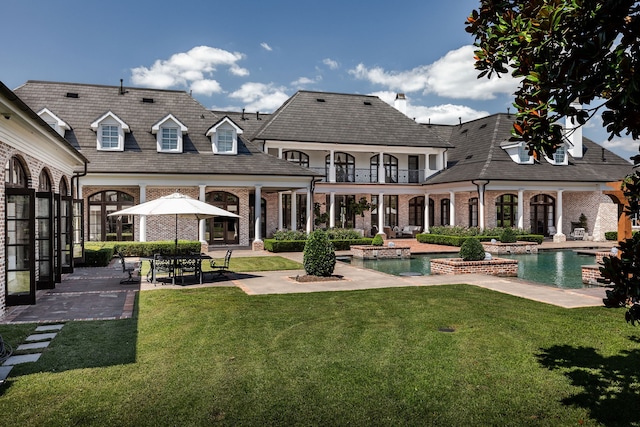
[1,285,639,426]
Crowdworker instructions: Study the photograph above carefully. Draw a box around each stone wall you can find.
[351,245,411,259]
[482,241,538,254]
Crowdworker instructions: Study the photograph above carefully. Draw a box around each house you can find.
[3,80,633,315]
[0,81,87,315]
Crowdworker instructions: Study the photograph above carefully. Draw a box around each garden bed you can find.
[430,257,518,276]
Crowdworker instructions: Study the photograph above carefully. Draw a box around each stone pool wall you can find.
[351,245,411,259]
[430,258,518,276]
[582,251,616,285]
[482,241,538,254]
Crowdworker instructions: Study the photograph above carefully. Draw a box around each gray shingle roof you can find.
[425,114,633,184]
[14,81,317,177]
[253,90,453,148]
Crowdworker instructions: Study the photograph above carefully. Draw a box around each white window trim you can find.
[206,117,243,155]
[545,143,568,165]
[37,108,70,137]
[91,111,130,151]
[151,114,188,153]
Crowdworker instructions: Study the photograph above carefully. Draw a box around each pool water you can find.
[345,250,596,289]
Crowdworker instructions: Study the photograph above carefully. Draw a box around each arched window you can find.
[5,156,28,188]
[38,169,52,191]
[440,198,450,226]
[530,194,555,236]
[496,194,518,228]
[59,177,69,196]
[409,196,424,227]
[370,154,398,183]
[206,191,239,245]
[88,190,135,241]
[284,151,309,168]
[326,152,355,182]
[469,197,478,227]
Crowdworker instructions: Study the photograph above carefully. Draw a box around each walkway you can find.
[0,239,615,324]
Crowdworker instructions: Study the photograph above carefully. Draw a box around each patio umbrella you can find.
[108,192,240,251]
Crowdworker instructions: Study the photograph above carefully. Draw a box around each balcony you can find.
[309,168,425,184]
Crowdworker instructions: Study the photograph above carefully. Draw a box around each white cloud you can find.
[229,82,290,112]
[323,58,339,70]
[371,91,489,124]
[349,45,520,101]
[260,42,273,51]
[130,45,247,92]
[291,75,322,88]
[601,137,638,162]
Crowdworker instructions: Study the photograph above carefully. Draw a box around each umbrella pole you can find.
[174,214,178,284]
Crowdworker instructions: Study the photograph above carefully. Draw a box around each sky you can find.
[2,0,636,161]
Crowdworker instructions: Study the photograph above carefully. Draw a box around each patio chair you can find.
[118,252,138,284]
[570,227,586,240]
[208,250,233,278]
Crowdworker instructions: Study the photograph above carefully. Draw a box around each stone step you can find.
[25,333,57,342]
[35,324,64,332]
[0,366,13,384]
[17,341,51,351]
[3,353,41,366]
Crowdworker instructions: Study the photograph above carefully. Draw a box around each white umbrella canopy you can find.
[108,192,240,250]
[108,192,240,220]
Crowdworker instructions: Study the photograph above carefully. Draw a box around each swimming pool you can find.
[344,250,596,289]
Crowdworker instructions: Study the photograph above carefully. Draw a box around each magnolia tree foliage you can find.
[467,0,640,323]
[466,0,640,158]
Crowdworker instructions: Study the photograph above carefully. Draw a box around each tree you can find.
[467,1,640,323]
[303,230,336,277]
[466,0,640,158]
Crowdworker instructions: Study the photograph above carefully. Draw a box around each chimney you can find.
[394,93,407,116]
[566,100,583,159]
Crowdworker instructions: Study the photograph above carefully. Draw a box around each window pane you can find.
[162,127,178,150]
[101,125,119,148]
[218,130,233,152]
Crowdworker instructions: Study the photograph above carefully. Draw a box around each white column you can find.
[198,185,206,242]
[329,150,336,183]
[517,189,524,229]
[449,191,455,226]
[478,185,485,230]
[291,191,297,231]
[254,185,262,242]
[378,152,385,184]
[378,192,385,234]
[139,184,147,242]
[278,147,283,159]
[277,192,283,230]
[554,189,566,242]
[306,186,313,234]
[329,192,336,228]
[424,193,430,233]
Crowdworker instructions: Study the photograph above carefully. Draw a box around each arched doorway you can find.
[5,156,35,305]
[530,194,555,236]
[206,191,239,245]
[36,169,54,289]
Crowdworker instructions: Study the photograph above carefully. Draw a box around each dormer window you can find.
[152,114,187,153]
[518,143,532,163]
[91,111,130,151]
[501,141,534,164]
[207,117,243,155]
[552,144,567,165]
[37,108,70,137]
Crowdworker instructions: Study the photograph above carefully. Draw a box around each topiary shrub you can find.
[499,227,517,243]
[303,230,336,277]
[371,234,384,246]
[459,237,486,261]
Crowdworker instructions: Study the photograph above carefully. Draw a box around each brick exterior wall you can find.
[351,245,411,259]
[430,257,518,276]
[482,241,539,254]
[0,144,76,318]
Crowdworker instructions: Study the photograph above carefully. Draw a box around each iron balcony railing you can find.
[309,167,425,184]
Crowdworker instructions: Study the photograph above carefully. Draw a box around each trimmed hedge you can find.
[416,233,544,247]
[80,240,202,267]
[264,238,373,253]
[83,248,115,267]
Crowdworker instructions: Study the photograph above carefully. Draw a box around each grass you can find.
[1,285,639,426]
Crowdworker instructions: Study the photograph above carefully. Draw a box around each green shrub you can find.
[264,240,307,252]
[273,230,308,241]
[459,237,486,261]
[417,233,543,247]
[605,231,618,241]
[303,230,336,277]
[371,234,384,246]
[499,228,517,243]
[83,248,114,266]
